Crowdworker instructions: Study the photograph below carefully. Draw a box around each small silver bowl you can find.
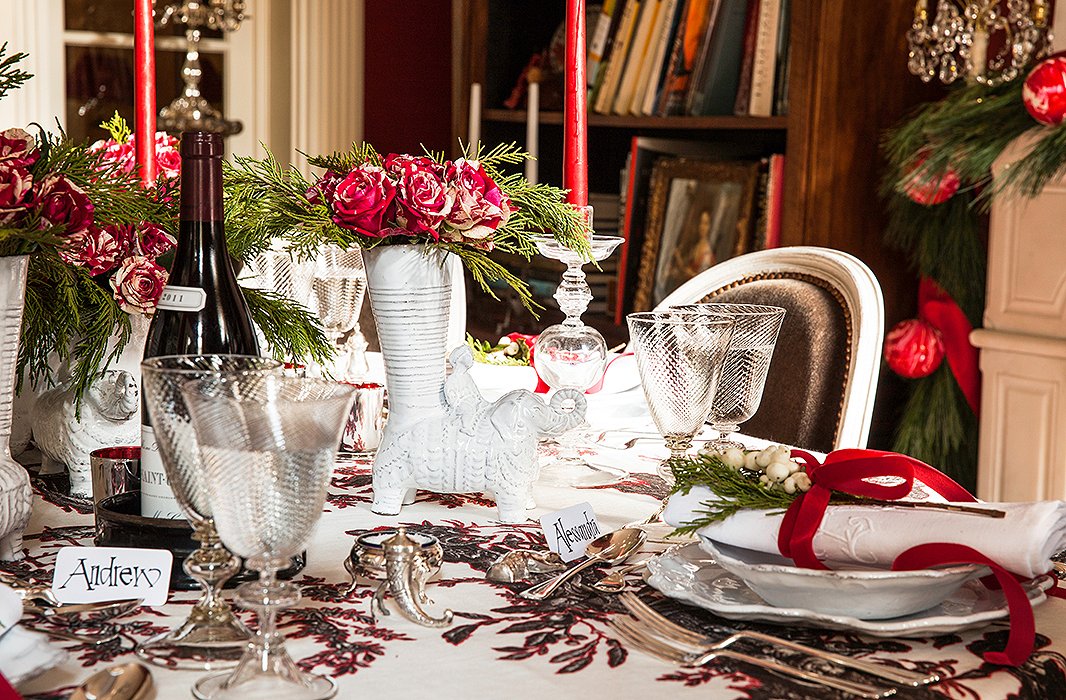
[345,530,444,592]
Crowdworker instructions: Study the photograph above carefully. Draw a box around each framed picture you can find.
[633,157,761,311]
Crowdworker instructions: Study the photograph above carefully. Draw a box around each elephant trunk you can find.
[536,389,588,436]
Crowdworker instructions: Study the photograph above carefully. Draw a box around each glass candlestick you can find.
[533,228,623,487]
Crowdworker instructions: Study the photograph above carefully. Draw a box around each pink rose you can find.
[136,222,175,258]
[37,175,94,232]
[307,170,343,206]
[103,223,137,258]
[59,225,124,276]
[383,153,443,179]
[110,255,168,315]
[89,138,136,175]
[329,165,398,237]
[443,158,513,248]
[153,132,181,180]
[393,161,453,237]
[0,128,39,168]
[0,164,34,225]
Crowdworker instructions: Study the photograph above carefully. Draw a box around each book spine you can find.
[772,0,791,115]
[613,0,661,114]
[587,0,618,87]
[595,0,642,113]
[639,0,682,115]
[615,138,641,324]
[748,0,782,116]
[765,153,785,248]
[732,0,761,116]
[688,0,747,116]
[652,0,691,115]
[682,0,723,115]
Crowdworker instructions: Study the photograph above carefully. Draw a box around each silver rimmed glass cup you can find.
[626,311,734,482]
[305,244,369,382]
[675,303,786,451]
[138,355,284,670]
[181,376,356,700]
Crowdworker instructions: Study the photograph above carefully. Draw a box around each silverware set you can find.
[2,571,140,646]
[614,591,939,697]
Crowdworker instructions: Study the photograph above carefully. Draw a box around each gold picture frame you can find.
[633,157,761,312]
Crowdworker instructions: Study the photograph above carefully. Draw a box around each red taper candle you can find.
[563,0,588,207]
[134,0,157,186]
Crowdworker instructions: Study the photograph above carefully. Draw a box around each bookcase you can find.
[453,0,942,357]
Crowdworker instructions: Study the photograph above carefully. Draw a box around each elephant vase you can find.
[0,255,32,561]
[363,244,587,524]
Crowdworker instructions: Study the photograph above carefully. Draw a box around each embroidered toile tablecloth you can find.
[7,439,1066,700]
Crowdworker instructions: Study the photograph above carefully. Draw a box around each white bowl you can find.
[700,537,986,620]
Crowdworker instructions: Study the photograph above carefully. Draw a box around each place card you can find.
[51,547,172,606]
[539,502,602,562]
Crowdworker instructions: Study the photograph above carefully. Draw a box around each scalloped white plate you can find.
[646,543,1050,638]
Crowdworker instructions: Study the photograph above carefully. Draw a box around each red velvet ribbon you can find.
[919,277,980,416]
[779,448,1040,666]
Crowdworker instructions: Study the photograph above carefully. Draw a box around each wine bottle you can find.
[141,131,260,518]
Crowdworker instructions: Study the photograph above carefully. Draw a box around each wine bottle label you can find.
[140,425,184,519]
[157,285,207,312]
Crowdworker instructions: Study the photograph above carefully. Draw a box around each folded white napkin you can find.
[664,486,1066,578]
[0,625,66,688]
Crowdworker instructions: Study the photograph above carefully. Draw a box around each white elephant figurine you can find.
[0,458,31,561]
[371,347,586,523]
[31,370,140,499]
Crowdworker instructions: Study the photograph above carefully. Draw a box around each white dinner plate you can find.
[646,543,1051,638]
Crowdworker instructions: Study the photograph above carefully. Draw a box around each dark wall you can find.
[363,1,453,154]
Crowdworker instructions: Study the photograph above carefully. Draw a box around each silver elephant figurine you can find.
[31,370,140,499]
[372,529,452,628]
[371,347,587,523]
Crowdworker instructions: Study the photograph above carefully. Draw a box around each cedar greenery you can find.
[879,64,1066,489]
[0,43,32,102]
[668,454,797,535]
[226,141,592,313]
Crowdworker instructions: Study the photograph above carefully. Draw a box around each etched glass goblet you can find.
[533,232,624,487]
[181,376,355,700]
[138,355,283,670]
[676,303,786,451]
[307,244,369,382]
[626,311,734,483]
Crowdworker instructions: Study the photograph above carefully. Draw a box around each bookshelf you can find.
[453,0,943,357]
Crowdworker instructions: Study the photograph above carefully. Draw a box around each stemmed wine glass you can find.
[181,375,355,700]
[626,311,735,483]
[675,303,786,451]
[304,244,369,381]
[533,231,624,487]
[138,355,284,670]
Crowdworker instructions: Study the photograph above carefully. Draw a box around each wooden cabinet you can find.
[452,1,941,372]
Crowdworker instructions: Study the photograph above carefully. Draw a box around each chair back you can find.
[652,246,884,452]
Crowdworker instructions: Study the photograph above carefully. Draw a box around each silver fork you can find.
[620,592,938,688]
[609,616,895,699]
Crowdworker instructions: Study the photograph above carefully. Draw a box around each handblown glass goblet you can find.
[627,312,735,483]
[676,303,786,451]
[181,376,356,700]
[308,244,369,382]
[138,355,284,670]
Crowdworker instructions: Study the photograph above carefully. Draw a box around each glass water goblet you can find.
[307,244,369,382]
[677,303,786,451]
[181,376,356,700]
[533,232,624,487]
[138,355,284,670]
[626,311,735,483]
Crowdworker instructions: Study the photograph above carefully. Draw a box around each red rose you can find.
[110,255,168,315]
[0,163,34,225]
[153,132,181,180]
[442,158,513,249]
[37,175,94,232]
[89,138,136,175]
[59,225,124,276]
[136,221,176,258]
[103,223,137,258]
[0,128,39,168]
[329,165,397,237]
[307,170,343,206]
[393,160,453,237]
[383,153,443,179]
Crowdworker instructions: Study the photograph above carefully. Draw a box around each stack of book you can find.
[587,0,791,117]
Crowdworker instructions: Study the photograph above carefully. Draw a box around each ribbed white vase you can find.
[362,244,452,434]
[0,255,32,560]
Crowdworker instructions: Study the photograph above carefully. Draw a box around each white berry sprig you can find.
[698,444,812,495]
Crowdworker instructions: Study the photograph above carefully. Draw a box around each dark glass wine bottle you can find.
[141,131,260,518]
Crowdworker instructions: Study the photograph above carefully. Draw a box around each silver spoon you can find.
[591,560,648,593]
[520,528,646,600]
[70,662,153,700]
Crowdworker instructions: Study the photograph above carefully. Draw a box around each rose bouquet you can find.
[224,143,591,309]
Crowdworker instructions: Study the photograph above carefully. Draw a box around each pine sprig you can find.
[242,287,333,366]
[669,454,797,535]
[306,143,382,173]
[99,112,131,143]
[0,43,32,102]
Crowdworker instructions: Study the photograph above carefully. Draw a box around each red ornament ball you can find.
[884,319,945,379]
[902,152,960,206]
[1023,56,1066,126]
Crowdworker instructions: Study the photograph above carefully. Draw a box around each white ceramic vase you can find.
[0,255,33,561]
[363,244,586,523]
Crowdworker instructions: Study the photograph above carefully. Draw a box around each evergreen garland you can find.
[880,61,1066,489]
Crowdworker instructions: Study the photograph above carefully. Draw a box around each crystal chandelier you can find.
[155,0,247,135]
[907,0,1052,86]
